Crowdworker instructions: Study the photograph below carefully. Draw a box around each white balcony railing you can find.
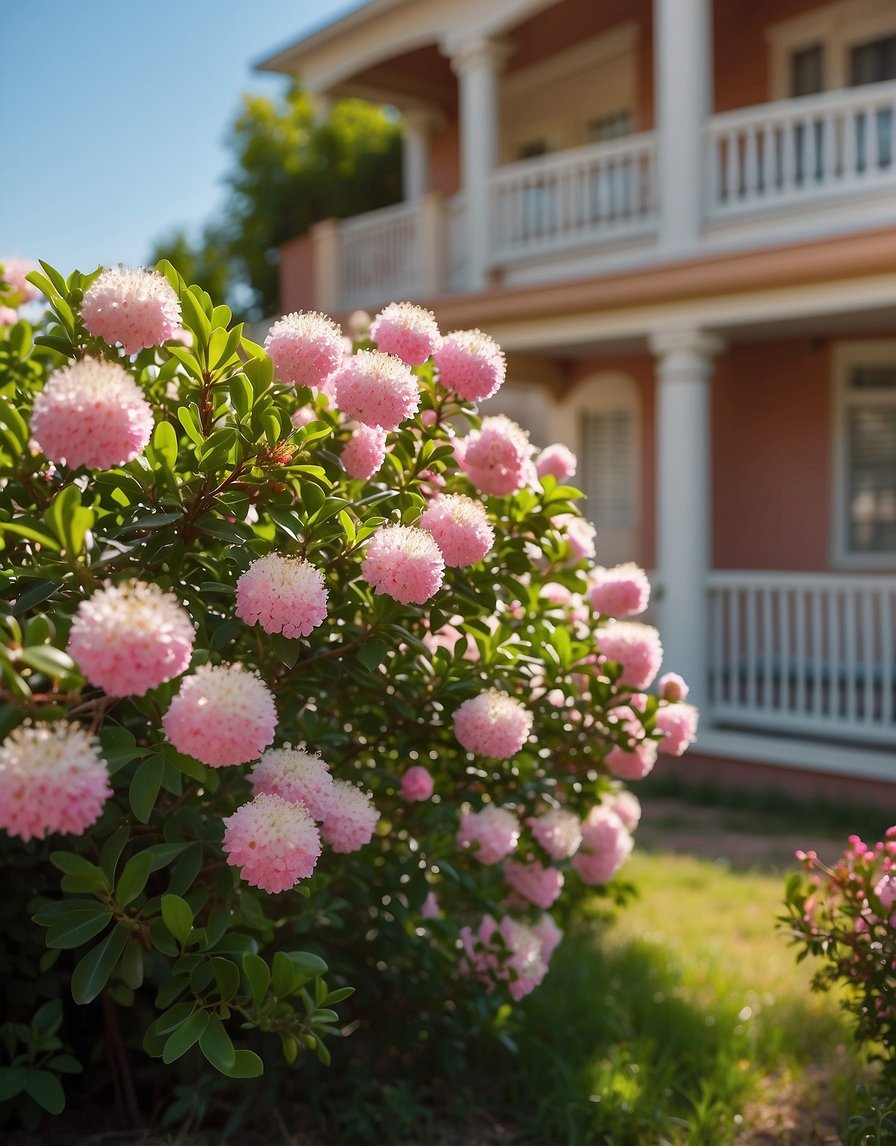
[706,79,896,219]
[707,571,896,745]
[338,200,427,308]
[489,132,657,262]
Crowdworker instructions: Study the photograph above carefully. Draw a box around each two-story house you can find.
[259,0,896,800]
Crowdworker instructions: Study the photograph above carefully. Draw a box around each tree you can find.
[149,86,402,319]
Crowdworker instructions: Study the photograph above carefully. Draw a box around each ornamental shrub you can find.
[782,831,896,1090]
[0,259,696,1133]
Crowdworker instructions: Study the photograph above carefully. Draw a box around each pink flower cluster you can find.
[655,702,699,756]
[658,672,689,702]
[504,859,564,909]
[458,415,534,496]
[457,805,520,864]
[68,580,195,697]
[362,524,445,605]
[596,622,664,690]
[453,689,533,759]
[235,553,329,639]
[81,266,181,354]
[588,564,651,618]
[30,358,154,470]
[400,765,434,802]
[0,722,111,841]
[320,779,380,853]
[531,808,583,860]
[572,805,634,885]
[250,745,335,819]
[334,350,420,430]
[434,329,506,402]
[163,663,276,766]
[418,494,495,567]
[2,257,40,306]
[459,914,559,1001]
[536,443,577,482]
[225,747,381,892]
[264,311,344,389]
[369,302,440,365]
[223,793,321,893]
[341,424,387,480]
[604,704,659,781]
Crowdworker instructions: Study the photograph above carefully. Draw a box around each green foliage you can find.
[782,829,896,1134]
[148,86,402,317]
[0,261,661,1135]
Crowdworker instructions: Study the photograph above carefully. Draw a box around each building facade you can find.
[260,0,896,797]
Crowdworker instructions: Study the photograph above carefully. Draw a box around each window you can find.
[554,371,641,565]
[850,32,896,168]
[834,346,896,564]
[850,31,896,83]
[581,410,634,528]
[790,43,825,96]
[587,110,633,144]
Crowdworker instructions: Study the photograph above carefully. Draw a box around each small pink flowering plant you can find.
[0,262,695,1123]
[782,828,896,1086]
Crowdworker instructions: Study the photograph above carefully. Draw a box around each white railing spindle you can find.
[706,571,896,745]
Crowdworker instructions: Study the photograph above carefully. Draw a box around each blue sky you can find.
[1,1,360,275]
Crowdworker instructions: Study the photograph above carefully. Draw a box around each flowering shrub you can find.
[0,259,696,1129]
[782,830,896,1087]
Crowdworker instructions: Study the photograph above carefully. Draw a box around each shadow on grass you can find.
[478,926,852,1146]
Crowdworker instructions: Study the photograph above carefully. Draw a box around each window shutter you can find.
[581,410,633,528]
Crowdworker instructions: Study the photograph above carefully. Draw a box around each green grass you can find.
[485,850,870,1145]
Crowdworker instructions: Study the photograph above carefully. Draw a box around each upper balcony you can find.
[264,0,896,314]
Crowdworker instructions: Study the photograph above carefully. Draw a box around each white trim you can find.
[831,339,896,568]
[697,727,895,783]
[480,272,896,355]
[767,0,896,98]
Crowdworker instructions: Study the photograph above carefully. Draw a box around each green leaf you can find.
[286,950,327,985]
[128,755,165,823]
[100,826,131,884]
[358,637,388,672]
[271,950,294,998]
[45,907,113,950]
[10,579,57,615]
[50,852,108,893]
[301,481,326,516]
[0,520,62,551]
[177,404,205,445]
[70,925,129,1004]
[0,1067,29,1102]
[121,940,144,990]
[149,419,179,471]
[116,850,154,908]
[198,1014,236,1073]
[24,1069,65,1115]
[20,645,78,680]
[161,894,193,945]
[211,957,241,1002]
[241,952,270,1008]
[162,1009,210,1065]
[219,1048,263,1079]
[44,485,94,556]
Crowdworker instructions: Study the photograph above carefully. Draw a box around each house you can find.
[258,0,896,802]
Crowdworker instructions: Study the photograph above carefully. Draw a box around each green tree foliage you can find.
[149,87,402,319]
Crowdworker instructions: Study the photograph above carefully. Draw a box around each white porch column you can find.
[649,327,723,717]
[402,109,435,202]
[654,0,713,255]
[445,36,508,290]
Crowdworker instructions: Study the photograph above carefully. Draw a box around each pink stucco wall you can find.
[712,338,832,570]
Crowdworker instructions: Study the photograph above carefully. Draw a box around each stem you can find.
[101,992,142,1129]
